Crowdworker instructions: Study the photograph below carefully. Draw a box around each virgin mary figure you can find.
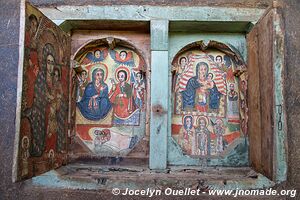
[181,62,209,111]
[77,68,112,120]
[181,62,222,112]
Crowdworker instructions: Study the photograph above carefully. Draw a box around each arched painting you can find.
[171,47,247,157]
[73,42,147,156]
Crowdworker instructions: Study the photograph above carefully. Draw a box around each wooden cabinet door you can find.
[13,2,71,182]
[247,5,286,181]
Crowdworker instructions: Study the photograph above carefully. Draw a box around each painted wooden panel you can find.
[247,8,275,180]
[73,41,147,157]
[257,10,274,180]
[171,48,246,157]
[13,2,70,182]
[71,30,151,138]
[70,30,151,159]
[247,7,286,181]
[247,20,262,174]
[167,34,248,167]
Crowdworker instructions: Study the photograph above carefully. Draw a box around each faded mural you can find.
[16,3,70,180]
[74,45,146,156]
[172,49,247,157]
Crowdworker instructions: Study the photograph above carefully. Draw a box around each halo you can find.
[197,116,209,127]
[21,136,29,149]
[115,66,130,83]
[42,43,57,73]
[53,66,61,80]
[178,56,188,65]
[89,63,108,81]
[48,149,55,158]
[93,129,101,136]
[133,70,144,81]
[182,115,193,125]
[192,59,210,75]
[215,54,223,62]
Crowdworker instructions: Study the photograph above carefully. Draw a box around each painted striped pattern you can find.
[176,56,195,92]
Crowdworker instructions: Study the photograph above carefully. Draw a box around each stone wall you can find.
[283,0,300,195]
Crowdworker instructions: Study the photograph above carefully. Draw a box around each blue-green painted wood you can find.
[149,19,169,170]
[167,138,249,167]
[31,168,274,191]
[151,20,169,51]
[168,33,247,64]
[273,9,287,183]
[150,51,169,170]
[38,6,265,23]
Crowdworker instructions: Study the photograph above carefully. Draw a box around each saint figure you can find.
[77,68,112,120]
[109,69,133,118]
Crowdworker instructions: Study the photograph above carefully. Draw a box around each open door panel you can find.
[247,5,285,181]
[13,2,71,182]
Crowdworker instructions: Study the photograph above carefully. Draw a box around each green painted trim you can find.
[151,20,169,50]
[31,170,100,190]
[52,19,65,25]
[59,20,254,34]
[38,5,265,23]
[169,21,253,33]
[150,51,169,169]
[30,169,275,191]
[149,20,169,170]
[168,32,247,64]
[208,138,249,167]
[167,138,249,167]
[167,137,200,166]
[273,9,287,183]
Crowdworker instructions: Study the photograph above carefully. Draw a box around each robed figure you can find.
[181,62,222,112]
[195,117,211,156]
[109,69,133,118]
[77,68,112,120]
[178,116,196,155]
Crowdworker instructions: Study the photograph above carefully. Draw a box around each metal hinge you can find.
[276,104,283,131]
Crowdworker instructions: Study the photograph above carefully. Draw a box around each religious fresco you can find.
[74,44,147,156]
[14,3,70,181]
[171,49,247,157]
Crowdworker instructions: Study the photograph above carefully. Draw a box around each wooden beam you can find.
[37,5,265,23]
[150,20,168,51]
[149,20,169,170]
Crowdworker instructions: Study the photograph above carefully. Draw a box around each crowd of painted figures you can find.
[172,52,241,156]
[19,9,70,178]
[177,115,226,156]
[23,14,68,156]
[73,47,146,154]
[76,48,146,125]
